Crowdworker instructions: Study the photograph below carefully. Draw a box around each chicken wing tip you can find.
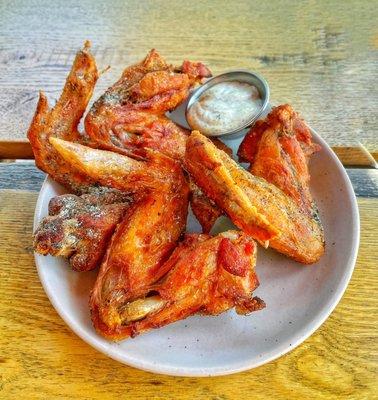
[83,40,92,50]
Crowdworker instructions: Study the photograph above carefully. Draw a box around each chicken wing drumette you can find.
[34,191,132,271]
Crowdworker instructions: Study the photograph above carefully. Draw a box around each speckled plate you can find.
[33,119,359,376]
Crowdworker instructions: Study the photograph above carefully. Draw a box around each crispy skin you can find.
[238,104,322,216]
[27,41,99,192]
[188,138,233,232]
[84,49,211,158]
[185,131,325,264]
[189,179,221,233]
[128,116,190,161]
[49,137,186,194]
[186,132,279,244]
[92,230,264,340]
[135,231,264,335]
[34,192,131,271]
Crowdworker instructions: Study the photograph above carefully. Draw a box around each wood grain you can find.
[0,165,377,399]
[0,0,377,153]
[345,169,378,198]
[0,163,44,191]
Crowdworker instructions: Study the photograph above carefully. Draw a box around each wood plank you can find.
[0,190,376,399]
[332,146,378,168]
[0,0,377,152]
[0,141,34,159]
[0,163,376,198]
[1,141,377,168]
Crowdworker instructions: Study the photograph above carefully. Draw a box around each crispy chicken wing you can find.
[34,191,131,271]
[49,137,186,194]
[90,186,189,338]
[185,131,325,264]
[91,230,264,340]
[84,49,211,158]
[27,41,99,192]
[238,104,322,217]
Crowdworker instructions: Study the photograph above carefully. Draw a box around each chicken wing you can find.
[91,230,264,340]
[27,41,99,192]
[34,191,131,271]
[49,137,187,195]
[84,49,211,158]
[238,104,322,217]
[90,185,189,338]
[185,131,325,264]
[49,132,225,234]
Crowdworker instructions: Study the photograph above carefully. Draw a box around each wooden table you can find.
[0,1,377,399]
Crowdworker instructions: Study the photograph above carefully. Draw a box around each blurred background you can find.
[1,0,377,153]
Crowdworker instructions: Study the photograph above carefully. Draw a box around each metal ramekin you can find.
[185,70,270,137]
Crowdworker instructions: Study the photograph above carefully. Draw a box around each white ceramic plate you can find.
[33,121,359,377]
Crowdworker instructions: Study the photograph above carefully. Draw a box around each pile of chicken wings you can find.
[29,42,324,340]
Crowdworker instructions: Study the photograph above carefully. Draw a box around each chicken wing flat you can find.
[185,131,325,264]
[91,230,264,340]
[49,137,186,194]
[238,104,322,217]
[27,41,99,192]
[34,191,131,271]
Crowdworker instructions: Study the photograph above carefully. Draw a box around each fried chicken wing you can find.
[49,137,186,194]
[84,49,211,158]
[91,230,264,340]
[185,131,325,264]
[49,133,226,234]
[90,184,189,338]
[238,104,322,216]
[34,192,131,271]
[27,41,99,192]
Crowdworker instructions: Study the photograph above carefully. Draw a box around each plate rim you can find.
[33,128,360,377]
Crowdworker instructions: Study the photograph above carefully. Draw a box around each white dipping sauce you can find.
[187,81,262,136]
